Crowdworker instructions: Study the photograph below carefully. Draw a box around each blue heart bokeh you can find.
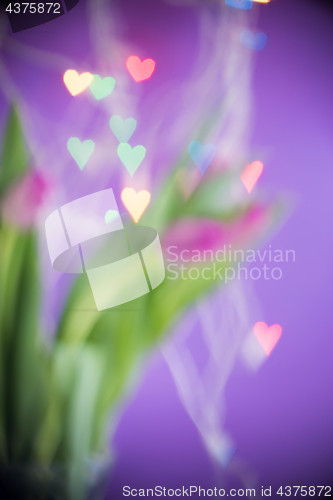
[240,31,268,51]
[188,141,217,175]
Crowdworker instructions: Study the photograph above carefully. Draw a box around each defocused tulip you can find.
[162,203,273,259]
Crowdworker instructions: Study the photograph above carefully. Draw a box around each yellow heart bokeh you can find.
[63,69,93,96]
[121,188,151,223]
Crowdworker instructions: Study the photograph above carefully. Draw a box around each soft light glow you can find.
[121,188,151,223]
[63,69,93,96]
[126,56,156,82]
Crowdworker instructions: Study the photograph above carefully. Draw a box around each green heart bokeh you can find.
[90,75,115,100]
[109,115,137,143]
[67,137,95,170]
[117,143,146,176]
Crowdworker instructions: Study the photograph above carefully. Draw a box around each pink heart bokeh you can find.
[241,161,264,193]
[253,321,282,356]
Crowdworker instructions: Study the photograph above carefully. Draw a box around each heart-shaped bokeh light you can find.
[241,161,264,193]
[253,321,282,356]
[121,188,151,223]
[126,56,156,82]
[63,70,93,96]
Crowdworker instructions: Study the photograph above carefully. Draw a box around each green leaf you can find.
[35,343,78,464]
[66,345,106,500]
[0,227,48,461]
[0,105,29,200]
[56,273,104,344]
[0,225,32,461]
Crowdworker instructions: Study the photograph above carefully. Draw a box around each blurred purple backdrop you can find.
[0,0,332,497]
[106,0,333,496]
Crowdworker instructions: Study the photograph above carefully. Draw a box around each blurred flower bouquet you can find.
[0,100,282,500]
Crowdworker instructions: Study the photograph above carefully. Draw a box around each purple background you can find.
[107,0,333,496]
[0,0,332,497]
